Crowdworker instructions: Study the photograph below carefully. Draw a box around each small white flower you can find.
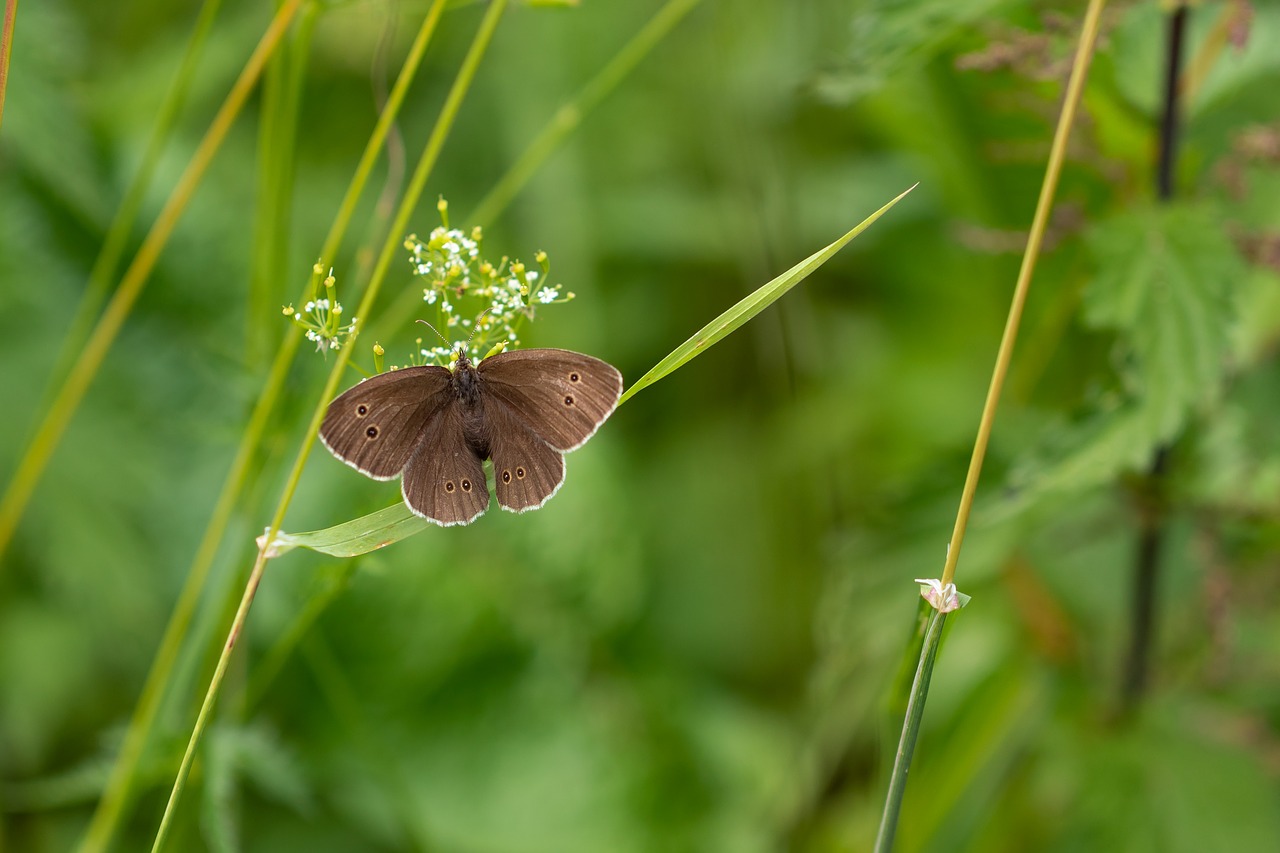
[537,287,557,304]
[914,578,961,613]
[424,289,438,305]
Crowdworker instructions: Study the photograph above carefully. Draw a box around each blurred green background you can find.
[2,0,1280,851]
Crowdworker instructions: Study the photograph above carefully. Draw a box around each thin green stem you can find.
[873,610,947,853]
[938,0,1106,589]
[0,0,303,563]
[0,0,16,131]
[77,5,449,851]
[149,3,507,848]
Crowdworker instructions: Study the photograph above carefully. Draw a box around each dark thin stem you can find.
[1155,6,1187,200]
[1122,446,1169,705]
[1120,3,1187,714]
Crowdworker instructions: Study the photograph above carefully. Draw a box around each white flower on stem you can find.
[914,578,961,613]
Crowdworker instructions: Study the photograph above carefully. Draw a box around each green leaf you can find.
[1083,204,1240,438]
[1013,205,1242,500]
[619,184,917,405]
[261,503,428,559]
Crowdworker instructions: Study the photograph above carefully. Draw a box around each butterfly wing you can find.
[484,400,566,514]
[477,349,622,451]
[400,402,490,526]
[319,366,453,479]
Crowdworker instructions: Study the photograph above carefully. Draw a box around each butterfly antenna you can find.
[466,307,497,348]
[415,318,450,348]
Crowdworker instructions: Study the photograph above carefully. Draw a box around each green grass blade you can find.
[261,504,426,558]
[618,184,916,406]
[874,608,948,853]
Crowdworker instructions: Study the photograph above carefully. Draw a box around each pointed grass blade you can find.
[619,184,916,405]
[260,503,427,558]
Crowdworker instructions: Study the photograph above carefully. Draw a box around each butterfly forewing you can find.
[484,400,566,513]
[400,404,490,526]
[319,366,453,479]
[477,349,622,451]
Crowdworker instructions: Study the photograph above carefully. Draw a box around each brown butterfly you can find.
[319,347,622,526]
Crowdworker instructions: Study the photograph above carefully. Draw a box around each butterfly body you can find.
[320,348,622,526]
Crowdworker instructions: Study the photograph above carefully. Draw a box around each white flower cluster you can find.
[402,212,574,366]
[283,273,357,353]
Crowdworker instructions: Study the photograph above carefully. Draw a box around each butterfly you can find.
[319,347,622,526]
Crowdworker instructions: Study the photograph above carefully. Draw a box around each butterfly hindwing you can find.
[477,349,622,452]
[400,403,490,526]
[485,400,566,513]
[319,366,453,479]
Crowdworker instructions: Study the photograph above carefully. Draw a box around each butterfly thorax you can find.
[450,353,482,407]
[449,353,491,458]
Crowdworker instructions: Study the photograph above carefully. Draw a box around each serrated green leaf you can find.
[1008,205,1243,502]
[261,503,428,559]
[1084,204,1240,438]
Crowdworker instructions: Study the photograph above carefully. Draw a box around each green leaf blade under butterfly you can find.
[259,503,428,559]
[619,183,917,405]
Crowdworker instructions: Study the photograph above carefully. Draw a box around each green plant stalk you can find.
[149,3,508,848]
[38,0,224,421]
[0,0,304,564]
[871,3,1106,849]
[0,0,16,130]
[76,5,450,851]
[378,0,702,339]
[874,609,947,853]
[938,0,1106,589]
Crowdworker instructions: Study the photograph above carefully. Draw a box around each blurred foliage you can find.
[2,1,1280,851]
